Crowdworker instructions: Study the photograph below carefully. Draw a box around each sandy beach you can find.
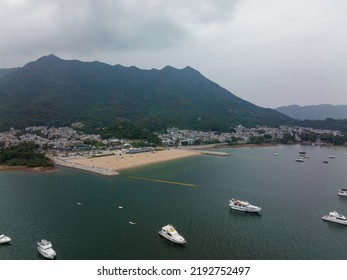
[1,144,276,176]
[64,149,200,173]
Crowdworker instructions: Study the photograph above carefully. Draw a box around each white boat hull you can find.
[230,205,261,213]
[159,231,186,244]
[37,239,56,259]
[338,189,347,196]
[0,235,11,244]
[37,247,56,259]
[322,216,347,225]
[229,199,261,213]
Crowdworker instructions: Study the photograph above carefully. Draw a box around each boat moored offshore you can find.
[0,234,11,244]
[322,211,347,225]
[229,198,261,213]
[338,188,347,197]
[37,239,56,259]
[159,224,186,244]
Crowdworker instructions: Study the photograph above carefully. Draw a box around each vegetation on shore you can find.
[82,120,162,145]
[294,118,347,136]
[0,142,54,167]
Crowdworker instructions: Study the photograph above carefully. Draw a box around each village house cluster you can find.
[158,126,344,146]
[0,126,101,150]
[0,124,345,153]
[0,125,151,158]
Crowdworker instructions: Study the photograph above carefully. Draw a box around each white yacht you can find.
[322,211,347,225]
[159,224,186,244]
[338,188,347,197]
[37,239,56,259]
[295,158,304,162]
[229,198,261,213]
[0,234,11,244]
[328,155,335,159]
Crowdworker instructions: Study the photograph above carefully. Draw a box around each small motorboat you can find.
[0,234,11,244]
[295,158,304,162]
[229,198,261,213]
[159,224,186,244]
[338,188,347,197]
[37,239,56,259]
[322,160,329,164]
[322,211,347,225]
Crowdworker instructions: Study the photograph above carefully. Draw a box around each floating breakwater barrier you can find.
[128,176,198,188]
[199,151,230,156]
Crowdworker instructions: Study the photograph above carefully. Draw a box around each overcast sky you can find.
[1,0,346,108]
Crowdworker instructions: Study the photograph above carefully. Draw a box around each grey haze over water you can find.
[1,144,347,260]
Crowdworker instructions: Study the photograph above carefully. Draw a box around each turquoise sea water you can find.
[1,144,347,260]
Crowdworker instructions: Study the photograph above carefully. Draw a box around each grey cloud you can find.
[1,0,346,108]
[0,1,188,61]
[0,0,239,60]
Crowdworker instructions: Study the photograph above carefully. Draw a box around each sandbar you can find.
[65,149,200,172]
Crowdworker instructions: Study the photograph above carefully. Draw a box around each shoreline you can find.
[184,143,278,151]
[0,144,279,176]
[55,149,200,175]
[218,143,278,149]
[52,157,119,176]
[0,165,56,173]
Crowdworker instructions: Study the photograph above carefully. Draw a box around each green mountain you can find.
[0,54,290,134]
[0,67,18,78]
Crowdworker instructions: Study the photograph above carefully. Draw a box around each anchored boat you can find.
[322,211,347,225]
[229,198,261,213]
[159,224,186,244]
[0,234,11,244]
[37,239,56,259]
[338,188,347,197]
